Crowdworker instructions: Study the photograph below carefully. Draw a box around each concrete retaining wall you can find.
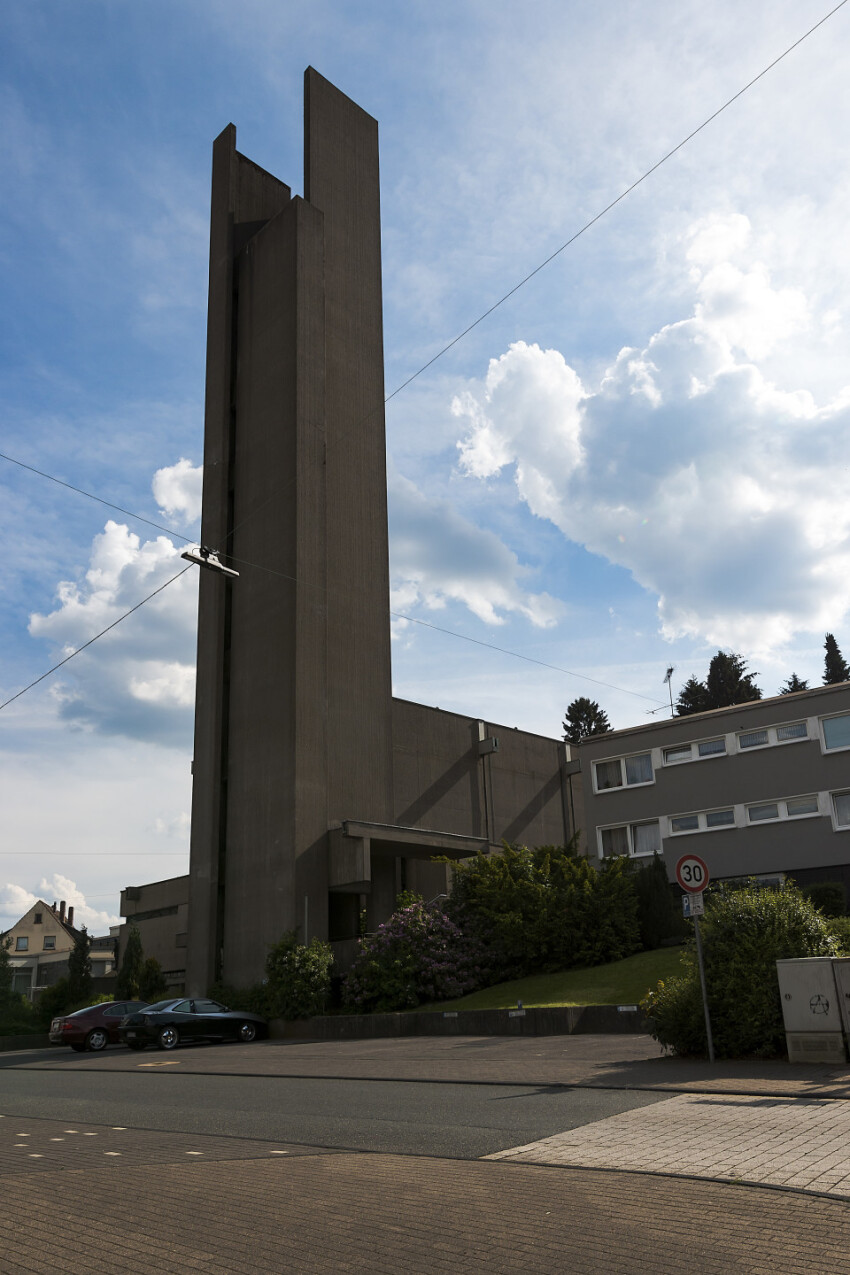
[0,1034,50,1052]
[270,1004,648,1040]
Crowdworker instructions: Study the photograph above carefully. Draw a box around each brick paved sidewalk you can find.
[2,1119,848,1274]
[489,1092,850,1197]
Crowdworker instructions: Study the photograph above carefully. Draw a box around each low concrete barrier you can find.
[0,1034,50,1052]
[270,1004,648,1041]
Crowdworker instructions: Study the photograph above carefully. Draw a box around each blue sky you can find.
[3,0,850,931]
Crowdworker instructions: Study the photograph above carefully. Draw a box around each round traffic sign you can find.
[676,854,710,893]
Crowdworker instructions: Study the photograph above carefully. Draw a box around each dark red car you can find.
[49,1000,149,1052]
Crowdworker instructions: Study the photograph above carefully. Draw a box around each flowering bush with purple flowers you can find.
[342,902,488,1013]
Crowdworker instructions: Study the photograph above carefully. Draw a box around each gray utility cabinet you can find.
[775,957,847,1064]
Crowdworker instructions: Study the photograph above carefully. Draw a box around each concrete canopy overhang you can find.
[328,820,490,893]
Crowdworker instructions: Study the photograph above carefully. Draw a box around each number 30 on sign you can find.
[676,854,710,893]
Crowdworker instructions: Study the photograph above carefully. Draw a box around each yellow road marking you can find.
[138,1060,182,1067]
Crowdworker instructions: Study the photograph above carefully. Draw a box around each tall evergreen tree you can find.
[823,633,850,684]
[779,674,809,695]
[676,675,709,716]
[67,927,92,1006]
[116,924,145,1000]
[0,936,14,1010]
[677,652,761,716]
[562,697,611,746]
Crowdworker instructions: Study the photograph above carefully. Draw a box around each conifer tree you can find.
[779,674,808,695]
[116,925,144,1000]
[562,697,611,746]
[67,927,92,1006]
[823,633,850,684]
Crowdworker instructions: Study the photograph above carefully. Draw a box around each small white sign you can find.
[508,1009,526,1018]
[682,891,705,918]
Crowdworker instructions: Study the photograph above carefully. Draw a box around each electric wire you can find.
[0,449,666,706]
[2,5,845,713]
[383,0,849,404]
[0,566,193,712]
[224,3,849,542]
[0,451,195,544]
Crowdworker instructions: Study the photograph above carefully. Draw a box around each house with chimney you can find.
[2,899,117,1000]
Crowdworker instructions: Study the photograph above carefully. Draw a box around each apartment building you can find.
[579,683,850,902]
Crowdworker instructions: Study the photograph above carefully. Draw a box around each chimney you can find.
[59,901,66,922]
[52,901,57,913]
[67,906,74,927]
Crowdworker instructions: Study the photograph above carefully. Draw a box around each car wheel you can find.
[86,1028,109,1052]
[127,1041,147,1051]
[237,1021,257,1043]
[157,1026,179,1051]
[70,1043,86,1052]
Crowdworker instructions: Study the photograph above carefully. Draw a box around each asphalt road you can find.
[0,1056,668,1158]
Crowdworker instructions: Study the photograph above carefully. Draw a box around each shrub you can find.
[632,854,688,950]
[444,840,640,980]
[801,881,846,918]
[828,915,850,954]
[264,932,334,1020]
[642,883,839,1058]
[342,902,487,1013]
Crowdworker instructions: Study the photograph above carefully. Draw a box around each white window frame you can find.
[597,820,661,859]
[745,793,822,826]
[667,807,737,836]
[592,751,655,794]
[662,736,728,767]
[736,720,809,754]
[820,712,850,755]
[830,790,850,831]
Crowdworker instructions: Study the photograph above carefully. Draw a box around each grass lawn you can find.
[417,945,686,1012]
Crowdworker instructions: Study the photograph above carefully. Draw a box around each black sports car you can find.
[118,998,267,1051]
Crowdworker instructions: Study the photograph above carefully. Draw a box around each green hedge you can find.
[642,883,839,1058]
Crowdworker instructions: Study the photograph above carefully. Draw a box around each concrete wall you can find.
[120,875,189,989]
[392,700,575,849]
[579,683,850,882]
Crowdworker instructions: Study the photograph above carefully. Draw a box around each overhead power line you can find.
[2,4,845,715]
[0,566,193,712]
[385,0,848,401]
[0,451,194,544]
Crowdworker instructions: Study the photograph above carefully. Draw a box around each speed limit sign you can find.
[676,854,710,893]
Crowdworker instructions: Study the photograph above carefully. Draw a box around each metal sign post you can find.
[676,855,715,1064]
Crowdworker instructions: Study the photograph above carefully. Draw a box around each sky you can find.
[2,0,850,932]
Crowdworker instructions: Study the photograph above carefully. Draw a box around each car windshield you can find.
[144,999,181,1013]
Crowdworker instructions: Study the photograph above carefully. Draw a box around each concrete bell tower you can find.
[186,70,393,991]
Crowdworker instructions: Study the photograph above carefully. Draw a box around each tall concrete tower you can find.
[187,70,394,990]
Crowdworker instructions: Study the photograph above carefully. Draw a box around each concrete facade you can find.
[578,682,850,902]
[185,70,575,993]
[119,875,189,991]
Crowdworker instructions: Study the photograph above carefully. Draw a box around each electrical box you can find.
[776,957,846,1064]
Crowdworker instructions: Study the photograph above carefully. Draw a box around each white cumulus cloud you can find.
[453,215,850,655]
[388,467,562,628]
[152,458,203,526]
[0,876,118,935]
